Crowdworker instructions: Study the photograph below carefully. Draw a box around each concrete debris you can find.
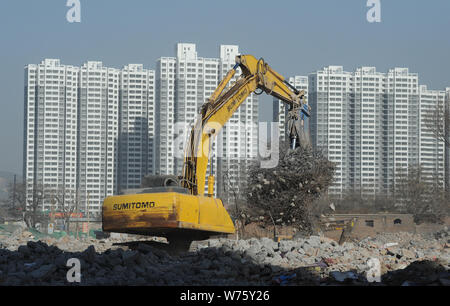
[383,243,399,248]
[0,226,448,285]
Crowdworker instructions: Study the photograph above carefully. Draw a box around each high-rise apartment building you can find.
[308,66,445,196]
[23,59,79,210]
[118,64,156,191]
[77,61,120,213]
[273,76,308,142]
[309,66,353,195]
[155,56,176,176]
[445,87,450,190]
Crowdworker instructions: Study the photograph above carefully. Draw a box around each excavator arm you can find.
[182,55,309,196]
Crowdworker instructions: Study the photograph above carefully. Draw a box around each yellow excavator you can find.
[102,55,310,251]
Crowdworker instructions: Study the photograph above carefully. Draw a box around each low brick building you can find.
[322,214,449,240]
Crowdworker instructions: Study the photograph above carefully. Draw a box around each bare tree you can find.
[48,187,78,232]
[427,170,449,222]
[6,182,58,229]
[221,161,248,239]
[423,103,450,148]
[7,181,27,219]
[423,103,450,192]
[24,184,47,229]
[395,164,447,224]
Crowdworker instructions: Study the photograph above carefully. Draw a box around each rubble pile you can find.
[0,226,448,286]
[0,222,157,253]
[245,145,335,234]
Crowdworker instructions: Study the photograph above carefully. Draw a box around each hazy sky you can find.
[1,0,449,174]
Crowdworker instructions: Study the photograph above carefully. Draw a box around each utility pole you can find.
[87,191,90,237]
[12,174,16,209]
[75,189,79,239]
[50,195,55,224]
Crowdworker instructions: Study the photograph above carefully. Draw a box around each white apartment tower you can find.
[118,64,156,191]
[309,66,445,197]
[23,59,79,210]
[77,61,120,213]
[352,67,384,196]
[273,76,308,142]
[385,68,420,191]
[155,56,176,175]
[447,88,450,190]
[309,66,353,195]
